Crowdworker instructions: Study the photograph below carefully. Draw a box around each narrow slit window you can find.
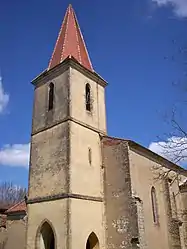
[172,192,178,218]
[151,186,159,224]
[85,83,91,111]
[88,148,92,165]
[48,83,54,111]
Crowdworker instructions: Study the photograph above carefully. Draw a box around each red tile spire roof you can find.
[48,4,93,71]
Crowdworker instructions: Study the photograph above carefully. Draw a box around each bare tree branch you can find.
[0,181,26,206]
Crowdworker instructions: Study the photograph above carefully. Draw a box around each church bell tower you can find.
[26,4,107,249]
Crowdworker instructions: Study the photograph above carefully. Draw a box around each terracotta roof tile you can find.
[48,4,93,71]
[5,200,26,214]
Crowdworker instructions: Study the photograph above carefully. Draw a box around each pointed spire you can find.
[48,4,93,71]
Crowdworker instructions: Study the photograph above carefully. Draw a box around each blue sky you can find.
[0,0,187,188]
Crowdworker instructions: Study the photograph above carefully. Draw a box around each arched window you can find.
[48,83,54,111]
[36,221,55,249]
[151,186,159,224]
[86,232,99,249]
[85,83,91,111]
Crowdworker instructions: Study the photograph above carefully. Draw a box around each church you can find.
[1,4,187,249]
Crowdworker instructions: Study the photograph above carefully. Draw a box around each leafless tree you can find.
[158,40,187,165]
[0,181,27,207]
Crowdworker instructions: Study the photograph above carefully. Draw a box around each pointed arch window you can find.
[36,221,55,249]
[86,232,99,249]
[85,83,91,111]
[151,186,159,224]
[48,83,54,111]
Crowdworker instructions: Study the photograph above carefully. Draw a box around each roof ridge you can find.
[60,4,70,63]
[72,6,93,70]
[5,200,25,213]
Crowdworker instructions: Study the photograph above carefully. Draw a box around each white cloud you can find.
[0,143,30,168]
[149,136,187,165]
[152,0,187,17]
[0,76,9,113]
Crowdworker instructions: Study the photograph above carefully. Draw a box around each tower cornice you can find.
[31,56,108,88]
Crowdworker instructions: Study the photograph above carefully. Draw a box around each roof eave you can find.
[31,69,48,85]
[70,56,108,87]
[5,200,26,214]
[127,140,187,175]
[101,135,187,176]
[6,210,26,215]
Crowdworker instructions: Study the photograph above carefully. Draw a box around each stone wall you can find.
[179,186,187,248]
[32,67,69,134]
[102,137,139,249]
[134,197,147,249]
[29,122,69,199]
[0,215,26,249]
[26,199,68,249]
[69,67,107,133]
[163,179,182,249]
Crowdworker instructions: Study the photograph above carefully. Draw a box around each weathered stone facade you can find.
[102,138,139,249]
[2,4,187,249]
[26,58,107,249]
[102,137,187,249]
[2,58,187,249]
[26,125,187,249]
